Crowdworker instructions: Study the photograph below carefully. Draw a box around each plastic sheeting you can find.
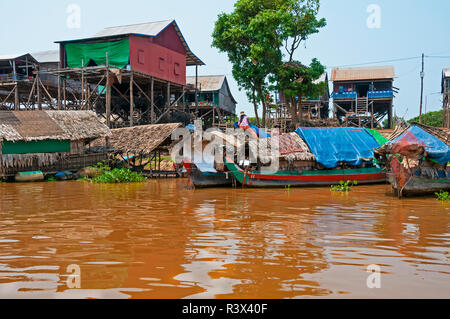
[65,39,130,68]
[367,129,389,146]
[295,127,380,168]
[389,125,450,164]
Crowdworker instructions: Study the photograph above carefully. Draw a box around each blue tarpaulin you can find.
[389,125,450,164]
[295,127,380,168]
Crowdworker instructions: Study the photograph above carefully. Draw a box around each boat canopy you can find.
[387,125,450,165]
[295,127,380,168]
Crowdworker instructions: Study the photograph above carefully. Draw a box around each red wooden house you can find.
[53,20,204,127]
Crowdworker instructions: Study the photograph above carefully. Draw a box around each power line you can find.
[327,56,421,69]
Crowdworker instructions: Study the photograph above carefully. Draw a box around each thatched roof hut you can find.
[105,123,182,154]
[0,110,111,143]
[0,111,111,177]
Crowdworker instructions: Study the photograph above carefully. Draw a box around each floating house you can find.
[185,75,237,126]
[331,66,395,129]
[442,69,450,128]
[0,110,111,179]
[46,20,204,127]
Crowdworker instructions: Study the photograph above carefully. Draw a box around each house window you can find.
[138,50,145,65]
[174,62,180,76]
[159,57,165,71]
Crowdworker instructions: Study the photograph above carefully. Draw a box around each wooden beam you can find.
[14,83,19,110]
[130,73,134,127]
[151,77,155,123]
[106,53,111,128]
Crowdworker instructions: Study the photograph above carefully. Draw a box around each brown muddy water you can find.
[0,179,448,299]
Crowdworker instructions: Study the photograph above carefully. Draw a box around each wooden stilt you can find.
[106,53,111,128]
[130,73,134,127]
[151,77,155,123]
[14,83,19,110]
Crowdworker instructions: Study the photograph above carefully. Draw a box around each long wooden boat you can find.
[183,161,233,188]
[225,158,386,188]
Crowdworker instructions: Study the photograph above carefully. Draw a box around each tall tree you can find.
[212,0,326,127]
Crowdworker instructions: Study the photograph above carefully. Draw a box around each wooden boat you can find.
[183,161,232,188]
[225,158,386,188]
[388,157,450,197]
[388,173,450,197]
[377,124,450,197]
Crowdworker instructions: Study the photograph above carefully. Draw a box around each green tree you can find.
[212,0,326,127]
[408,110,444,127]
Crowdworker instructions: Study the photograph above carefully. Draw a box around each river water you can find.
[0,180,448,299]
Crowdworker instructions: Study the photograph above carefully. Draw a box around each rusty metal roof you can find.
[186,75,226,91]
[331,66,395,81]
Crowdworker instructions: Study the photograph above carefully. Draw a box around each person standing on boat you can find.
[238,111,258,139]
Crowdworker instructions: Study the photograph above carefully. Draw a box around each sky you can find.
[1,0,449,120]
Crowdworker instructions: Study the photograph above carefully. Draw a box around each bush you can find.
[435,191,450,201]
[91,168,146,184]
[331,180,358,192]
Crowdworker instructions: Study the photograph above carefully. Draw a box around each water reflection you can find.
[0,180,448,299]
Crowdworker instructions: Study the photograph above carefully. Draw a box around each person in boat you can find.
[238,111,258,139]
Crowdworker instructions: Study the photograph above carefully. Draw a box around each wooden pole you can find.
[14,83,19,110]
[63,77,66,110]
[37,71,42,110]
[130,73,134,127]
[57,68,61,110]
[167,81,171,111]
[81,59,85,108]
[419,53,424,124]
[106,53,111,128]
[195,65,198,106]
[151,77,155,123]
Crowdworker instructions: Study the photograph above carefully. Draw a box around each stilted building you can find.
[37,19,204,128]
[0,54,38,110]
[267,72,332,131]
[331,66,396,129]
[185,75,236,127]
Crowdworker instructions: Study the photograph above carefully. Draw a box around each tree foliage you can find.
[212,0,326,127]
[408,110,444,127]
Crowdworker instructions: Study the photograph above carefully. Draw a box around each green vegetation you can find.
[435,190,450,201]
[47,176,57,182]
[91,168,146,184]
[79,161,146,184]
[212,0,326,126]
[331,181,358,192]
[408,110,444,127]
